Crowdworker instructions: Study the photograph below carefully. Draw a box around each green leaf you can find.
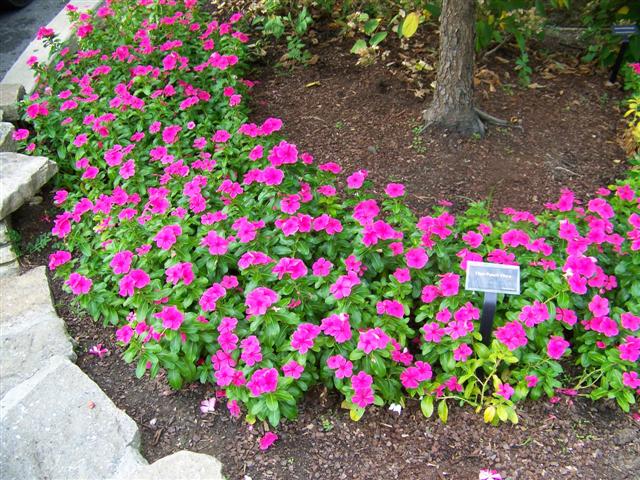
[484,405,496,423]
[167,369,183,390]
[401,12,420,38]
[350,39,367,54]
[557,291,571,309]
[437,399,449,423]
[363,19,380,35]
[369,31,387,47]
[350,407,365,421]
[420,396,434,418]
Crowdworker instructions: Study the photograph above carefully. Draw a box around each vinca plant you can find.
[14,0,640,428]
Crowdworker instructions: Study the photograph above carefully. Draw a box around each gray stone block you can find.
[0,356,146,480]
[0,123,15,153]
[0,308,76,397]
[0,261,19,278]
[123,451,223,480]
[0,219,9,244]
[0,266,54,322]
[0,152,57,220]
[0,266,76,395]
[0,243,16,264]
[0,84,25,122]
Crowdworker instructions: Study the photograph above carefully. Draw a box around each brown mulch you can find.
[249,35,628,216]
[9,28,639,480]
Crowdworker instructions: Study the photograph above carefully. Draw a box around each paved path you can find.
[0,0,69,79]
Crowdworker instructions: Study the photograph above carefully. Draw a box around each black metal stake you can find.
[480,292,497,346]
[610,40,629,84]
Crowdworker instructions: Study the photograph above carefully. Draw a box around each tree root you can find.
[475,108,523,130]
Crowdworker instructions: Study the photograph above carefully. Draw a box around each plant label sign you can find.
[464,261,520,295]
[611,24,638,39]
[464,261,520,345]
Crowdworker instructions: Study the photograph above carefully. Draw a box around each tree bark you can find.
[423,0,484,136]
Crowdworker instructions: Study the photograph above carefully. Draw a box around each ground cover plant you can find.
[14,0,640,441]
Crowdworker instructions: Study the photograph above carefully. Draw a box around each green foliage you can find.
[581,1,640,67]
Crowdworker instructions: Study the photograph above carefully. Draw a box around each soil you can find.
[9,24,640,480]
[249,33,629,216]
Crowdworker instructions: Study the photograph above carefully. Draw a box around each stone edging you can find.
[0,2,225,478]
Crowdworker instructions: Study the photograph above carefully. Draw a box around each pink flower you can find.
[357,327,390,354]
[48,250,71,270]
[351,387,374,408]
[199,283,227,312]
[525,375,539,388]
[240,335,262,365]
[588,294,609,317]
[259,432,278,450]
[272,257,307,280]
[347,169,368,189]
[327,355,353,378]
[200,398,216,413]
[154,224,182,250]
[321,313,352,343]
[421,285,439,303]
[495,321,527,350]
[88,344,108,358]
[312,257,333,276]
[201,231,229,255]
[245,287,279,316]
[496,383,514,400]
[66,272,92,295]
[547,336,570,359]
[385,183,405,198]
[291,323,321,354]
[376,299,405,319]
[165,262,194,286]
[622,371,640,389]
[12,129,29,141]
[246,368,279,396]
[438,273,460,297]
[393,268,411,283]
[110,250,133,274]
[405,247,428,269]
[621,313,640,332]
[453,343,472,361]
[154,305,184,330]
[519,301,549,328]
[119,269,150,297]
[282,360,304,379]
[479,470,503,480]
[116,325,134,344]
[53,189,68,205]
[462,231,483,248]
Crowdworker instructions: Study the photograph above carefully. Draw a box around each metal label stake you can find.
[464,261,520,345]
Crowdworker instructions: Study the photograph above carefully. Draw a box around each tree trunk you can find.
[423,0,484,136]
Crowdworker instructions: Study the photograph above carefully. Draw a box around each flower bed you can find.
[15,0,640,431]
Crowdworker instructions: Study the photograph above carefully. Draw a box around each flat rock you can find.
[124,451,223,480]
[0,265,77,396]
[0,243,16,264]
[0,219,9,244]
[0,84,25,122]
[0,309,76,397]
[0,122,15,152]
[0,262,19,278]
[0,356,146,480]
[0,266,55,321]
[0,152,57,220]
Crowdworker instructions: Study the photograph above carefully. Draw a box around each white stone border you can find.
[1,0,103,93]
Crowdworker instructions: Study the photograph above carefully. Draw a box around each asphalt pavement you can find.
[0,0,69,79]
